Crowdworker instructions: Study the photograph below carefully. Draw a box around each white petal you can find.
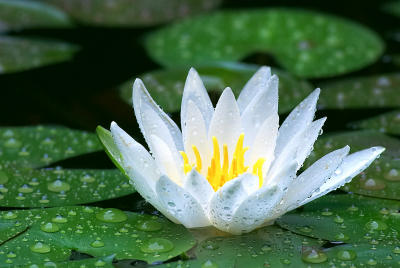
[237,66,271,112]
[208,173,258,232]
[182,170,214,213]
[241,75,279,149]
[229,185,283,234]
[182,100,209,175]
[149,135,184,185]
[132,78,183,153]
[301,146,385,206]
[275,88,320,158]
[208,87,241,159]
[283,146,350,211]
[181,68,214,129]
[156,175,210,228]
[111,122,179,223]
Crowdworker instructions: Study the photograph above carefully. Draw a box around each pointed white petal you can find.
[156,175,210,228]
[301,146,385,206]
[237,66,271,112]
[181,68,214,129]
[275,88,320,158]
[229,185,283,234]
[283,146,350,211]
[182,170,214,213]
[132,78,183,153]
[208,173,258,232]
[149,135,184,185]
[111,122,179,224]
[182,100,209,175]
[208,87,241,159]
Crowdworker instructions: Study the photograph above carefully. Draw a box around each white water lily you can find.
[110,67,384,234]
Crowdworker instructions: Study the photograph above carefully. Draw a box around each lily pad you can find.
[0,37,78,74]
[0,126,101,168]
[349,110,400,135]
[318,73,400,109]
[0,166,134,207]
[309,130,400,200]
[145,9,384,78]
[0,206,195,265]
[277,194,400,244]
[40,0,221,27]
[17,255,114,268]
[119,63,313,114]
[0,0,71,32]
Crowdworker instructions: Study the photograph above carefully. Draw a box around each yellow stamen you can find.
[192,145,202,172]
[179,151,193,174]
[252,158,266,187]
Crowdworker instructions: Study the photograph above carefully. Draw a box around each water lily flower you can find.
[110,67,384,234]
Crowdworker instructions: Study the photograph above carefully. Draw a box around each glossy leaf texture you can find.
[39,0,221,27]
[318,73,400,109]
[0,207,195,265]
[0,0,71,32]
[349,110,400,135]
[0,37,78,74]
[309,130,400,200]
[17,255,114,268]
[145,9,384,78]
[119,63,313,114]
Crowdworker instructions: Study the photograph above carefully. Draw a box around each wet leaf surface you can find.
[40,0,221,27]
[0,0,71,32]
[349,110,400,135]
[0,206,195,265]
[145,9,384,78]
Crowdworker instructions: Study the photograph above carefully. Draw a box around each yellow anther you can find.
[252,158,266,187]
[179,151,193,174]
[192,145,202,172]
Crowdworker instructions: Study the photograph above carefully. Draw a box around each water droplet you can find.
[94,260,106,267]
[202,240,219,250]
[201,260,218,268]
[0,171,9,184]
[52,215,68,223]
[298,226,313,233]
[384,169,400,181]
[367,259,377,265]
[3,211,17,219]
[301,248,328,264]
[96,208,127,223]
[321,209,333,216]
[261,245,272,252]
[91,240,105,248]
[365,220,388,231]
[47,180,70,192]
[83,207,94,213]
[41,222,60,233]
[7,251,16,258]
[18,184,33,193]
[392,246,400,254]
[140,238,174,253]
[136,220,162,231]
[337,249,356,260]
[30,242,51,253]
[81,174,95,183]
[334,215,344,223]
[347,205,358,212]
[334,233,350,241]
[361,178,386,190]
[4,138,22,148]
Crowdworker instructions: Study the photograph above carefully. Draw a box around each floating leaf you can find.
[0,126,101,168]
[0,0,71,32]
[96,126,124,173]
[349,110,400,135]
[119,63,313,114]
[145,9,384,78]
[318,73,400,109]
[40,0,221,27]
[0,206,195,265]
[309,130,400,200]
[17,255,114,268]
[382,1,400,17]
[277,194,400,244]
[0,166,134,207]
[0,37,78,74]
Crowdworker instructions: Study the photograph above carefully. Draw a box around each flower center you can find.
[179,133,266,191]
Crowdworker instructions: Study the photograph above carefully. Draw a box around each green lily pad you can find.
[40,0,221,27]
[0,0,71,32]
[16,255,114,268]
[349,110,400,135]
[309,130,400,200]
[96,126,124,174]
[0,37,78,74]
[145,9,384,78]
[318,73,400,109]
[382,1,400,17]
[0,126,101,168]
[0,166,134,207]
[119,63,313,114]
[277,194,400,244]
[0,206,195,265]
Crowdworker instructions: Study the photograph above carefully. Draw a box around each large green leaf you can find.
[349,110,400,135]
[0,0,71,32]
[145,9,384,78]
[0,166,134,207]
[119,63,313,114]
[309,130,400,200]
[318,73,400,109]
[40,0,221,27]
[277,194,400,245]
[0,206,195,265]
[17,255,114,268]
[0,37,78,74]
